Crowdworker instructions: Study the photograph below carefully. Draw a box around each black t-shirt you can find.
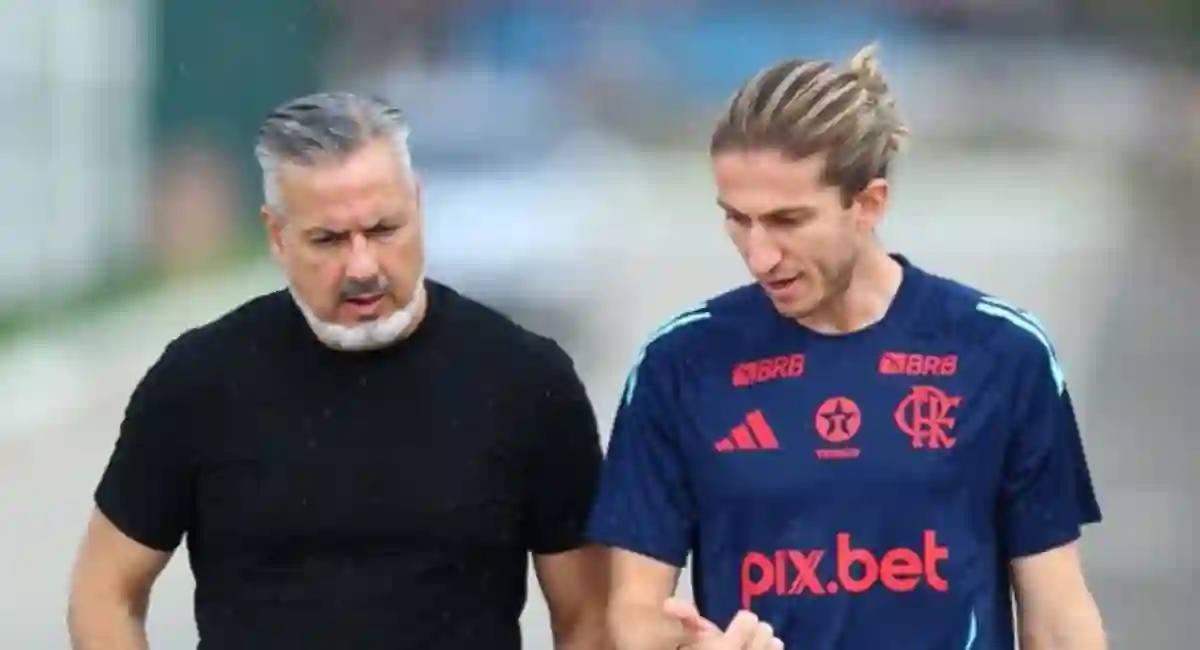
[94,281,603,650]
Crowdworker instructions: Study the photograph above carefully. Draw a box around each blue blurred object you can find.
[454,4,922,106]
[643,7,920,105]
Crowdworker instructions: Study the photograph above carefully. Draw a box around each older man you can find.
[67,92,609,650]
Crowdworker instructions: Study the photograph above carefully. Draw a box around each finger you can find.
[666,617,705,645]
[678,617,716,641]
[664,599,717,632]
[723,611,761,647]
[662,597,700,623]
[747,621,777,650]
[663,598,720,639]
[768,639,784,650]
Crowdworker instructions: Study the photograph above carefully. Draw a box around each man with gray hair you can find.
[67,92,610,650]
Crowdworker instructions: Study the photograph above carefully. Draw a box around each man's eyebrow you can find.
[717,200,817,219]
[303,226,341,237]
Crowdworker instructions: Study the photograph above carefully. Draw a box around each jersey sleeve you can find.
[522,342,604,555]
[586,342,696,567]
[94,335,202,552]
[1000,329,1102,559]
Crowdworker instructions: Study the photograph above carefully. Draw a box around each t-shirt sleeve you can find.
[94,335,202,552]
[586,344,695,567]
[522,342,604,555]
[1000,332,1102,559]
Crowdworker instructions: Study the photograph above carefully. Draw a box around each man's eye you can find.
[368,226,398,237]
[767,213,809,228]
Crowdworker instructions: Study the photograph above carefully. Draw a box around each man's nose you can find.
[344,233,380,280]
[745,226,782,277]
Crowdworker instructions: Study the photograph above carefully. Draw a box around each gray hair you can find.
[254,92,413,215]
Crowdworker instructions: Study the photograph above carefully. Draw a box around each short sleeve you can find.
[1000,335,1102,559]
[586,345,695,567]
[522,343,604,555]
[94,335,201,552]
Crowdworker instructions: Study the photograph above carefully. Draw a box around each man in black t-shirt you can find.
[67,92,609,650]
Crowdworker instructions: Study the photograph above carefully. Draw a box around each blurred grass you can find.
[0,238,266,346]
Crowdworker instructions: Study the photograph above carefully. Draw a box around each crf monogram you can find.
[894,386,961,449]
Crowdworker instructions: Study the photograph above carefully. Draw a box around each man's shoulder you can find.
[157,290,294,368]
[429,281,572,371]
[629,283,770,364]
[120,291,292,411]
[915,269,1057,361]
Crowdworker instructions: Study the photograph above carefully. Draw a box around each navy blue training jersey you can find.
[587,255,1101,650]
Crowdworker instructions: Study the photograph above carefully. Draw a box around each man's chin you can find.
[309,317,407,352]
[289,290,411,352]
[777,298,831,326]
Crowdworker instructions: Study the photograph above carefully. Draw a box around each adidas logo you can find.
[715,410,779,452]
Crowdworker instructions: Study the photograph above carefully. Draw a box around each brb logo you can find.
[732,354,805,387]
[739,531,949,609]
[879,352,958,377]
[894,386,961,449]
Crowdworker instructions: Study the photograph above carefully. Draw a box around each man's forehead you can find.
[288,192,411,229]
[278,147,408,198]
[716,184,826,216]
[712,151,834,210]
[277,155,415,227]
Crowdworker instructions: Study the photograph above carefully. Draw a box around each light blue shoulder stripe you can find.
[975,297,1065,394]
[979,295,1053,340]
[622,306,710,406]
[963,610,978,650]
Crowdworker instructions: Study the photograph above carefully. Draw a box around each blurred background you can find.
[1,0,1197,647]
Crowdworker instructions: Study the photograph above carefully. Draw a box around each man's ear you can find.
[853,177,890,232]
[411,174,424,230]
[262,206,285,261]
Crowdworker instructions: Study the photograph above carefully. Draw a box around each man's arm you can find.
[68,336,201,649]
[606,549,687,650]
[588,326,781,650]
[583,326,703,650]
[535,546,611,650]
[68,512,172,650]
[1011,543,1106,650]
[524,341,609,649]
[993,305,1105,650]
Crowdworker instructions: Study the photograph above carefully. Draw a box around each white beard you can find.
[289,276,426,352]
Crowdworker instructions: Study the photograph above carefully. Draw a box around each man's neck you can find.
[798,248,903,335]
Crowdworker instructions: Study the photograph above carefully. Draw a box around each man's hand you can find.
[663,598,783,650]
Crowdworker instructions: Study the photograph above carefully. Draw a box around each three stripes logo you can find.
[715,410,779,452]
